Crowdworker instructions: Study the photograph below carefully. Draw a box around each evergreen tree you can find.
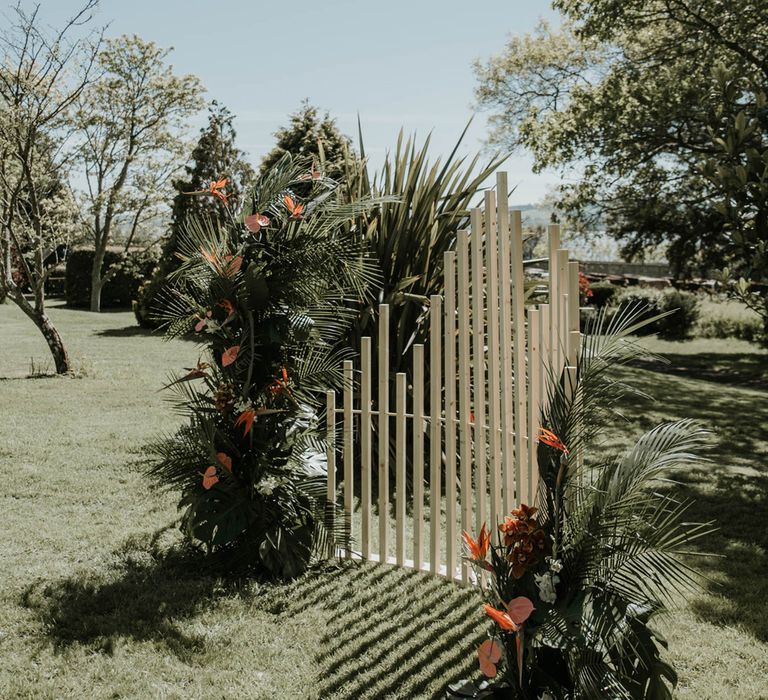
[134,101,253,327]
[260,100,353,181]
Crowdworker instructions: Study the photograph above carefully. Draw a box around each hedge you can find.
[65,248,159,308]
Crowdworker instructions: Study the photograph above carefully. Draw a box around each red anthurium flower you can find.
[221,345,240,368]
[202,466,219,490]
[284,194,304,219]
[216,452,232,473]
[244,212,270,233]
[506,596,535,625]
[477,639,502,678]
[538,427,569,455]
[208,178,228,204]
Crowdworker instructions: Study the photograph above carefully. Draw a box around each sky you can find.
[33,0,562,204]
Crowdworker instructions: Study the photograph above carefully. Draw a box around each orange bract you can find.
[216,452,232,473]
[463,522,490,563]
[283,195,305,218]
[484,604,519,632]
[208,178,228,204]
[235,409,257,436]
[538,427,569,455]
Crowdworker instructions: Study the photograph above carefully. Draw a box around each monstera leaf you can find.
[180,484,257,549]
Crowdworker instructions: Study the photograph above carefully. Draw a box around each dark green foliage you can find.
[344,125,505,377]
[134,102,253,328]
[588,280,619,309]
[145,153,383,578]
[476,304,711,698]
[260,100,353,182]
[66,248,159,308]
[616,288,700,340]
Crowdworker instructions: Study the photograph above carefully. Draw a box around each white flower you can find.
[204,319,221,333]
[534,572,559,604]
[256,476,281,496]
[547,557,563,573]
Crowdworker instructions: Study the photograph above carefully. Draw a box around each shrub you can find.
[696,297,763,342]
[615,287,700,339]
[66,248,159,308]
[587,280,619,309]
[656,289,700,340]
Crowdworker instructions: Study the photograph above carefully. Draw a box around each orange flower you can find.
[235,408,257,436]
[284,194,304,219]
[208,178,228,204]
[510,503,538,522]
[484,597,535,633]
[161,361,210,390]
[463,523,490,563]
[202,466,219,490]
[222,345,240,368]
[538,428,569,455]
[484,604,519,632]
[200,249,242,278]
[477,639,502,678]
[244,212,270,233]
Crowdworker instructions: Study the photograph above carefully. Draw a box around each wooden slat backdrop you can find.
[327,172,580,579]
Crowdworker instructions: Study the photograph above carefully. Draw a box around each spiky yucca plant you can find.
[145,154,383,578]
[460,303,713,699]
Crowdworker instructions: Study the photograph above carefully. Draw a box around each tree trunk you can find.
[90,249,105,312]
[11,291,71,374]
[35,312,71,374]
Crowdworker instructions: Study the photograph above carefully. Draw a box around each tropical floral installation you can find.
[145,154,384,578]
[455,305,713,699]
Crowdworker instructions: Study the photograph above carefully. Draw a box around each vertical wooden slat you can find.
[496,175,514,516]
[444,251,458,580]
[430,294,443,576]
[457,230,472,585]
[378,303,390,562]
[539,303,551,415]
[413,344,425,570]
[360,337,372,560]
[343,360,354,558]
[510,208,527,508]
[485,191,502,531]
[548,224,561,372]
[395,372,407,568]
[558,248,570,372]
[470,209,487,535]
[326,390,336,557]
[568,260,581,367]
[527,309,541,506]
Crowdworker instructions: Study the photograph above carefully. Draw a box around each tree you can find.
[0,2,101,374]
[76,34,205,312]
[474,1,768,340]
[260,100,352,181]
[134,102,253,327]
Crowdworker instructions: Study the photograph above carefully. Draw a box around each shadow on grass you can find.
[93,325,161,338]
[608,363,768,643]
[276,561,484,699]
[21,528,251,661]
[629,350,768,391]
[21,530,485,696]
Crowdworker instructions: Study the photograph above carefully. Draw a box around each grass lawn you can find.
[1,302,767,698]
